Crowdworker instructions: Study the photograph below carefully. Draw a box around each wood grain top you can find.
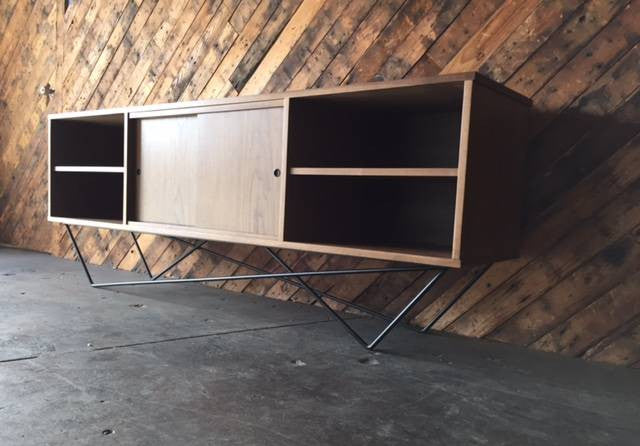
[49,72,530,121]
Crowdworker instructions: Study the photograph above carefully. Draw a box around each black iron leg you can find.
[368,270,445,349]
[65,224,93,285]
[420,265,490,333]
[265,247,369,348]
[64,225,454,351]
[265,247,446,351]
[131,232,152,278]
[151,240,206,280]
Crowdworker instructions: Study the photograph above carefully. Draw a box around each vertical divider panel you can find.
[123,113,129,224]
[47,117,52,220]
[452,80,474,261]
[279,98,290,241]
[126,116,138,224]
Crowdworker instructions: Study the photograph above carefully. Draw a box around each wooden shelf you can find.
[54,165,125,173]
[289,167,458,177]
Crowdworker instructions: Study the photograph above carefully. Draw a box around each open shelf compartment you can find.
[50,113,125,167]
[49,113,126,222]
[283,175,457,259]
[286,82,464,169]
[50,171,124,221]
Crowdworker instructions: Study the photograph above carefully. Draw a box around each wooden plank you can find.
[479,0,584,82]
[529,81,640,217]
[410,266,485,327]
[0,0,36,83]
[430,131,640,332]
[448,150,640,338]
[441,0,541,74]
[223,247,273,292]
[261,0,350,94]
[530,0,640,130]
[353,269,422,311]
[241,0,325,94]
[229,0,304,94]
[129,0,215,105]
[526,44,640,185]
[265,251,328,300]
[204,243,256,289]
[0,0,20,37]
[344,0,437,84]
[61,0,131,110]
[315,0,405,87]
[229,0,260,33]
[506,0,630,97]
[197,0,284,99]
[376,0,468,81]
[243,248,305,296]
[286,0,379,90]
[86,0,163,109]
[61,0,101,78]
[143,0,226,104]
[316,258,390,311]
[287,253,362,306]
[54,166,125,173]
[103,0,197,107]
[73,0,151,109]
[425,0,504,69]
[489,168,640,345]
[585,318,640,366]
[532,261,640,356]
[289,167,458,177]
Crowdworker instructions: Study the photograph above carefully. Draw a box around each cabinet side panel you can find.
[460,83,529,264]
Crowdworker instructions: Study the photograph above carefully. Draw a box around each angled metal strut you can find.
[64,225,484,351]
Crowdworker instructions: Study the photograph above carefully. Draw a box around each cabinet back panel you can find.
[288,84,463,168]
[284,176,456,251]
[50,116,124,166]
[50,172,123,220]
[135,107,284,238]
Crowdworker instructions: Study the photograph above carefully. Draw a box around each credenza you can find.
[49,72,530,349]
[49,72,530,268]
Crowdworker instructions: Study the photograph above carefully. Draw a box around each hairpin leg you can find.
[131,232,152,278]
[64,226,452,351]
[151,240,206,280]
[265,247,446,351]
[420,265,490,333]
[65,224,93,285]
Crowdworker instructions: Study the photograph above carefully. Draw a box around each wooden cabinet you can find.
[48,72,530,267]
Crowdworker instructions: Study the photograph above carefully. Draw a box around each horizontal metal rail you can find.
[170,237,430,328]
[90,266,431,288]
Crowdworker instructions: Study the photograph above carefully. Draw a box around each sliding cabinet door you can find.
[135,104,285,239]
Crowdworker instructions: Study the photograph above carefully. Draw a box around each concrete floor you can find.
[0,247,639,445]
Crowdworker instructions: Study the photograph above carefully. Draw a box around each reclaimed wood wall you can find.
[1,0,640,367]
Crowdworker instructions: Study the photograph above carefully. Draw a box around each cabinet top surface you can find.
[49,72,530,120]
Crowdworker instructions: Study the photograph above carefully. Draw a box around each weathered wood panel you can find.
[1,0,640,367]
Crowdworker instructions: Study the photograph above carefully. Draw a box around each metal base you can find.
[65,225,486,351]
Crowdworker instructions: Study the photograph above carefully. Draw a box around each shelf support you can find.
[64,225,472,351]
